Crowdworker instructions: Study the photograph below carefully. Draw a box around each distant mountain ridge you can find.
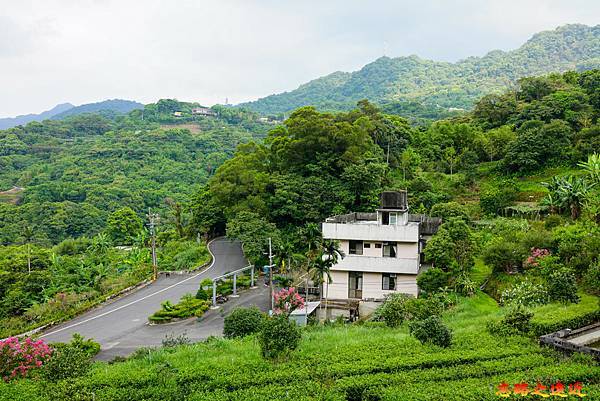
[50,99,143,120]
[239,24,600,116]
[0,99,143,129]
[0,103,74,130]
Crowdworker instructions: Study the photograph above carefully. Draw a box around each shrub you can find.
[482,239,525,274]
[417,268,450,294]
[429,202,470,222]
[258,315,301,360]
[162,332,191,348]
[223,307,264,339]
[479,181,518,215]
[487,306,533,336]
[582,262,600,295]
[409,316,452,348]
[544,214,564,230]
[547,268,580,304]
[373,293,411,327]
[41,344,92,381]
[453,273,476,296]
[67,333,101,357]
[523,248,551,269]
[196,278,213,300]
[530,309,600,337]
[0,337,52,381]
[273,287,304,316]
[500,279,549,307]
[149,294,210,323]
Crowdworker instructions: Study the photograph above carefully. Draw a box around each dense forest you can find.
[196,69,600,258]
[240,24,600,120]
[0,100,271,245]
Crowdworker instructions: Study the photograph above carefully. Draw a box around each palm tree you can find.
[275,240,294,274]
[320,240,344,319]
[300,223,322,302]
[311,254,332,314]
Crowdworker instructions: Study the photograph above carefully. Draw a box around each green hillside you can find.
[0,100,270,245]
[240,24,600,119]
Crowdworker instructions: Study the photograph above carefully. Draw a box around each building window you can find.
[383,242,397,257]
[374,243,382,249]
[349,240,363,255]
[382,273,397,290]
[364,242,371,248]
[389,212,397,225]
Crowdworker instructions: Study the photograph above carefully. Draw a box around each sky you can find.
[1,0,599,117]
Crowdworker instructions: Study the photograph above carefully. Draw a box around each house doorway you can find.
[348,271,363,299]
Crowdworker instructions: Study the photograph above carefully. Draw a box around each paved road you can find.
[39,238,269,360]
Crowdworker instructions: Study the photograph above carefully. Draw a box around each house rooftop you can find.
[324,212,442,234]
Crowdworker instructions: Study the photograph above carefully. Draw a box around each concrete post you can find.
[251,265,255,287]
[212,279,217,308]
[232,274,238,297]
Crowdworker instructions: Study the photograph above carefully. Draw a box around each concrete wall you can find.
[325,270,418,300]
[362,272,418,299]
[326,270,349,299]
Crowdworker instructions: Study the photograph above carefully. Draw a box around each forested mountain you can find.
[0,100,270,245]
[0,103,74,130]
[196,69,600,259]
[50,99,143,120]
[240,24,600,119]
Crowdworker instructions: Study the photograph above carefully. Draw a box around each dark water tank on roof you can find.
[380,191,408,210]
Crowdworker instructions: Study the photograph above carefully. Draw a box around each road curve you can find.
[39,238,257,359]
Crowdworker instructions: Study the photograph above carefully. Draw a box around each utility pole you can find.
[147,209,160,281]
[268,237,274,312]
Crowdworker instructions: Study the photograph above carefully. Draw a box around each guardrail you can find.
[211,264,255,308]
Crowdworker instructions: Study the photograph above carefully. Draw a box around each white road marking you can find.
[132,318,140,322]
[104,342,120,350]
[39,239,222,339]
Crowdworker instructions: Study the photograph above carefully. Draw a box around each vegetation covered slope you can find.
[0,100,270,245]
[1,293,598,400]
[240,24,600,118]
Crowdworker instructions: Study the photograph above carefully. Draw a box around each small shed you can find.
[289,302,320,326]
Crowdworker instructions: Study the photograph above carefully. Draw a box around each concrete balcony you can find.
[331,255,419,274]
[322,221,419,243]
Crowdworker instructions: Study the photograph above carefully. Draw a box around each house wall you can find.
[326,270,349,299]
[340,240,418,259]
[325,270,418,300]
[362,272,418,299]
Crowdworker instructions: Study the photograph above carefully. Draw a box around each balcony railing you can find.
[322,221,419,242]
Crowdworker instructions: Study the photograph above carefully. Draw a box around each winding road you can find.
[39,238,269,360]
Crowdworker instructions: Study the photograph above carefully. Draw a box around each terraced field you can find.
[2,292,598,400]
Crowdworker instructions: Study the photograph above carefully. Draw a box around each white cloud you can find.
[0,0,598,117]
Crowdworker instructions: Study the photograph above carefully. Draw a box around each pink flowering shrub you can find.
[524,248,551,268]
[0,337,53,381]
[273,287,305,315]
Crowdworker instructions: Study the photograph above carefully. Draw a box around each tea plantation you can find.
[1,292,598,401]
